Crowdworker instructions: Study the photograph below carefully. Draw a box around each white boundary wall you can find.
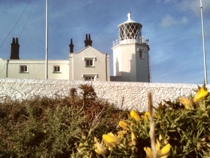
[0,78,203,112]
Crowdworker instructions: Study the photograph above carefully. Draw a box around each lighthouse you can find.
[112,11,150,82]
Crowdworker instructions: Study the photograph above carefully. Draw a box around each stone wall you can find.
[0,78,203,112]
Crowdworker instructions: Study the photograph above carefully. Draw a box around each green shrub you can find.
[0,84,127,158]
[76,85,210,158]
[1,84,210,157]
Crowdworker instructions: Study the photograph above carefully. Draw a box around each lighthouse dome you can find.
[118,11,142,41]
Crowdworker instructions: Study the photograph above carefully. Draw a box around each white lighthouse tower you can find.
[112,11,150,82]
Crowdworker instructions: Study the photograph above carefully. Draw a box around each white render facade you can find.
[0,53,109,81]
[0,12,149,82]
[0,59,69,79]
[112,12,150,82]
[0,35,110,81]
[69,46,110,81]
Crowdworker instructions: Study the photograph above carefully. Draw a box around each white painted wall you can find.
[0,59,69,79]
[0,46,110,81]
[0,58,8,78]
[112,41,150,82]
[69,46,110,81]
[0,78,202,112]
[135,44,150,82]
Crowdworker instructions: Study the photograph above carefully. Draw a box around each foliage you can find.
[1,84,210,157]
[73,85,210,158]
[0,84,127,158]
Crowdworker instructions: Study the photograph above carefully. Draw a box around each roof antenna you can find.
[127,10,131,21]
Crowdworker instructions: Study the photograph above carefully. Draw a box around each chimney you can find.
[10,37,20,59]
[69,38,74,53]
[84,34,92,47]
[84,34,88,47]
[88,34,92,46]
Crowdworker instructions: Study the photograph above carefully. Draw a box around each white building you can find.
[0,58,69,79]
[111,12,150,82]
[0,35,110,81]
[69,35,110,81]
[0,12,150,82]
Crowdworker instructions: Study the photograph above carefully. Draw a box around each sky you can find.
[0,0,210,84]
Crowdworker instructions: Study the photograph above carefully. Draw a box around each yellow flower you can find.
[141,111,150,120]
[94,137,107,156]
[158,144,171,157]
[193,86,208,102]
[144,140,171,158]
[130,110,140,121]
[131,132,137,146]
[102,132,120,150]
[118,120,128,130]
[179,96,193,109]
[144,147,153,158]
[117,130,127,138]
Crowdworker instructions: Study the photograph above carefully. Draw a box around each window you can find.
[138,49,144,59]
[139,51,143,58]
[82,74,98,81]
[85,59,94,67]
[53,66,60,72]
[83,57,96,67]
[85,76,94,81]
[20,65,27,73]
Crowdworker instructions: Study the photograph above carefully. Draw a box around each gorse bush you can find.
[74,85,210,158]
[0,84,210,157]
[87,85,210,158]
[0,95,85,157]
[0,84,127,158]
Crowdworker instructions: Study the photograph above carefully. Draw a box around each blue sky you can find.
[0,0,210,84]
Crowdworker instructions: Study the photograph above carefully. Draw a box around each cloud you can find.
[151,50,205,84]
[160,14,188,28]
[163,0,176,3]
[177,0,210,17]
[160,15,176,28]
[156,0,176,4]
[181,16,188,24]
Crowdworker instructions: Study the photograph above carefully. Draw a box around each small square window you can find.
[20,65,27,73]
[139,50,144,59]
[83,74,97,81]
[85,59,94,67]
[54,66,60,72]
[84,76,94,81]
